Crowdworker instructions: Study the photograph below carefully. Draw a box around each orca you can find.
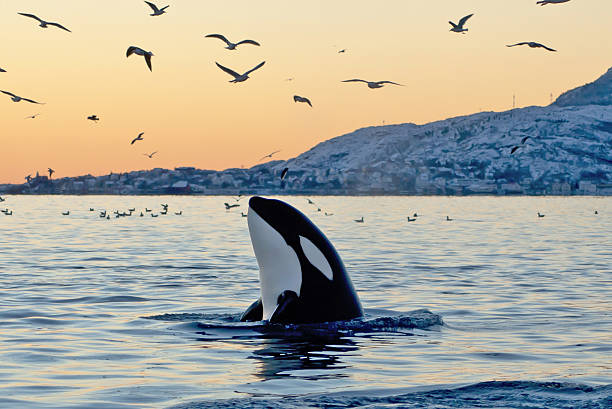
[241,196,363,324]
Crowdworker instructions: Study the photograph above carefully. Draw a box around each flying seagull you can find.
[205,34,260,50]
[259,150,280,161]
[215,61,265,83]
[87,115,99,121]
[48,168,55,178]
[131,132,144,145]
[143,151,157,158]
[506,42,556,52]
[338,49,346,53]
[18,13,71,32]
[293,95,312,107]
[0,67,6,72]
[1,90,42,104]
[144,1,169,16]
[127,46,154,71]
[342,79,402,89]
[449,14,474,33]
[537,0,571,5]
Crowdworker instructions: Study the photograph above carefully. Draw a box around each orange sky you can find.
[1,0,611,184]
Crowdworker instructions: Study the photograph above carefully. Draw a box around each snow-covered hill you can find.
[269,68,612,195]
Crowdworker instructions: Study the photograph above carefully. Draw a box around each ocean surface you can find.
[0,195,610,409]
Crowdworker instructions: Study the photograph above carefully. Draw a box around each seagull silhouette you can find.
[205,34,260,50]
[131,132,144,145]
[0,67,6,72]
[293,95,312,107]
[143,151,157,158]
[18,13,71,32]
[87,115,99,121]
[215,61,265,83]
[259,150,280,161]
[144,1,169,16]
[521,136,531,144]
[506,42,556,52]
[127,46,154,71]
[342,79,402,89]
[537,0,571,5]
[510,146,521,154]
[48,168,55,178]
[449,14,474,33]
[1,90,43,104]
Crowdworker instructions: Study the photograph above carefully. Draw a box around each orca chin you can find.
[241,196,363,324]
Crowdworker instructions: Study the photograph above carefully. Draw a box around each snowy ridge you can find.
[272,103,612,194]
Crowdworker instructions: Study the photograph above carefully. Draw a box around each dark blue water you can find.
[0,195,610,408]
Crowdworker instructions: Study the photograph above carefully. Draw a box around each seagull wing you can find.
[131,137,137,145]
[215,62,240,79]
[521,136,530,144]
[378,81,403,86]
[538,43,557,52]
[48,22,71,32]
[1,90,17,98]
[235,39,261,47]
[458,14,474,27]
[244,61,265,76]
[22,97,42,104]
[448,21,458,28]
[126,46,140,57]
[150,151,157,157]
[138,132,145,137]
[510,146,520,154]
[18,13,43,23]
[0,68,6,72]
[144,54,153,71]
[342,79,368,83]
[506,42,528,47]
[206,34,231,46]
[145,1,160,12]
[304,97,312,107]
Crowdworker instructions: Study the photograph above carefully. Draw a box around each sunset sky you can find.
[1,0,611,184]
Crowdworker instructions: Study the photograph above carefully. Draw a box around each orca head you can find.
[247,196,362,323]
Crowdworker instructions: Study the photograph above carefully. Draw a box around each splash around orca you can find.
[241,196,363,324]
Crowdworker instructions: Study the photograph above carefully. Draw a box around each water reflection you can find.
[249,333,358,381]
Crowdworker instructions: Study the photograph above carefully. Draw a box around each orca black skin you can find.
[242,196,363,324]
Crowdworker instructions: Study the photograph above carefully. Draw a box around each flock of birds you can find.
[0,194,601,223]
[0,0,583,189]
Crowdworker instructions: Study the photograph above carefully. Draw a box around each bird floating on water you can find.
[354,217,364,223]
[127,46,154,71]
[215,61,265,83]
[449,14,474,33]
[0,197,5,202]
[175,211,182,215]
[143,151,157,158]
[407,216,416,222]
[62,211,70,216]
[2,90,43,104]
[131,132,144,145]
[225,202,240,210]
[205,34,260,50]
[506,42,556,52]
[87,115,99,122]
[537,0,571,5]
[18,13,71,32]
[537,212,545,218]
[342,79,402,89]
[446,216,453,221]
[144,1,169,16]
[293,95,312,107]
[241,212,248,217]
